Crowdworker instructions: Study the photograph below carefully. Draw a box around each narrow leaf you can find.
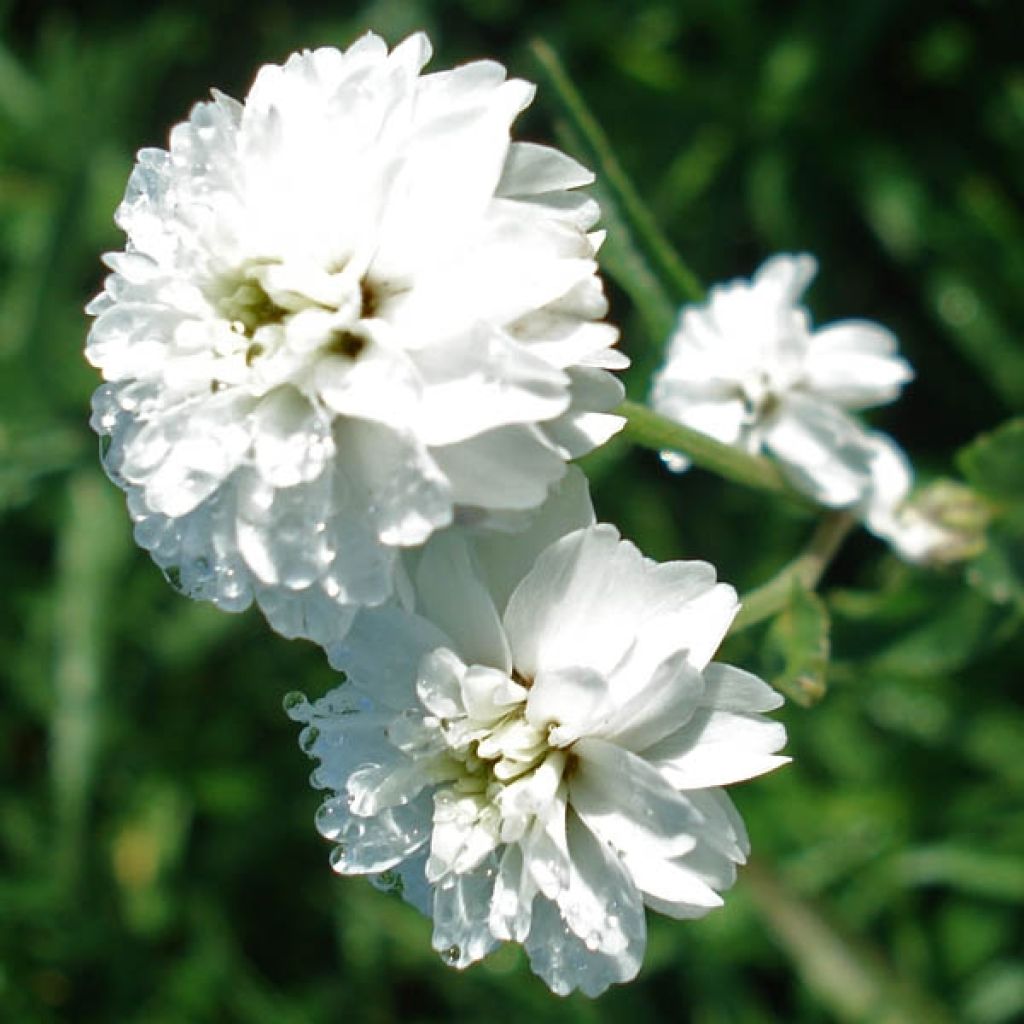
[529,39,703,342]
[765,580,830,707]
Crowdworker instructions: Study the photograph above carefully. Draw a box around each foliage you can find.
[0,1,1021,1021]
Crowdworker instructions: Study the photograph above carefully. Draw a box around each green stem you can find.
[743,858,956,1024]
[52,471,130,897]
[734,511,855,631]
[528,39,705,306]
[619,399,797,497]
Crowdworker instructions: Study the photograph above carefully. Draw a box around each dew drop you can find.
[441,944,461,965]
[162,565,184,592]
[299,724,320,753]
[315,802,340,838]
[375,869,405,897]
[282,691,309,718]
[329,843,350,872]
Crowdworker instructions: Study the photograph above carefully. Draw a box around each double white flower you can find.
[290,472,788,995]
[87,33,625,643]
[86,32,806,998]
[651,253,914,524]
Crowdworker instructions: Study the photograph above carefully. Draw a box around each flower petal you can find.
[318,792,432,874]
[763,395,877,507]
[415,531,511,671]
[701,662,784,713]
[645,709,789,789]
[621,847,724,910]
[326,604,451,711]
[598,650,705,752]
[525,894,644,997]
[570,738,703,859]
[503,525,642,679]
[431,424,567,512]
[431,867,500,969]
[526,666,609,745]
[496,141,594,197]
[414,325,571,446]
[554,810,647,958]
[804,321,913,410]
[489,843,536,942]
[471,464,595,613]
[342,418,453,545]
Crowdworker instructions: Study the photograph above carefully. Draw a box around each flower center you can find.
[738,371,782,423]
[207,259,403,369]
[216,270,289,338]
[410,660,581,882]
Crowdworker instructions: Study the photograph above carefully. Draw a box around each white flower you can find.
[288,471,788,996]
[861,448,989,566]
[650,253,912,511]
[87,32,626,643]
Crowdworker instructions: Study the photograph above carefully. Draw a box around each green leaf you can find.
[895,845,1024,903]
[51,469,132,896]
[743,859,956,1024]
[765,581,830,707]
[528,38,703,358]
[958,420,1024,608]
[966,523,1024,609]
[0,423,85,512]
[957,418,1024,505]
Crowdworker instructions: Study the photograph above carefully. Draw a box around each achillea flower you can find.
[87,33,625,643]
[289,472,788,996]
[861,449,990,567]
[650,254,912,513]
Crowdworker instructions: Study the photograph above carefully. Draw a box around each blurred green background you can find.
[2,0,1022,1021]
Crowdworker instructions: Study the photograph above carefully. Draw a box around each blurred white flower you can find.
[862,452,989,567]
[289,471,787,996]
[87,33,625,643]
[650,253,912,511]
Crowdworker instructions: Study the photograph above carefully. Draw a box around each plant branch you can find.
[743,858,956,1024]
[734,511,855,631]
[619,399,799,498]
[528,39,705,306]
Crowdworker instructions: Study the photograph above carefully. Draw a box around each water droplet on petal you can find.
[441,944,461,965]
[282,691,309,718]
[315,801,341,838]
[299,724,320,753]
[162,565,184,592]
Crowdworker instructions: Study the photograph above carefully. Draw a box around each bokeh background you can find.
[2,1,1023,1021]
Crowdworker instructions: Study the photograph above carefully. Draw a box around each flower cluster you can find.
[649,254,934,553]
[87,32,625,644]
[88,26,981,1001]
[289,471,787,995]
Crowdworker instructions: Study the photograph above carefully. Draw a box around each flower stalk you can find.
[529,39,705,308]
[733,511,855,631]
[619,399,799,498]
